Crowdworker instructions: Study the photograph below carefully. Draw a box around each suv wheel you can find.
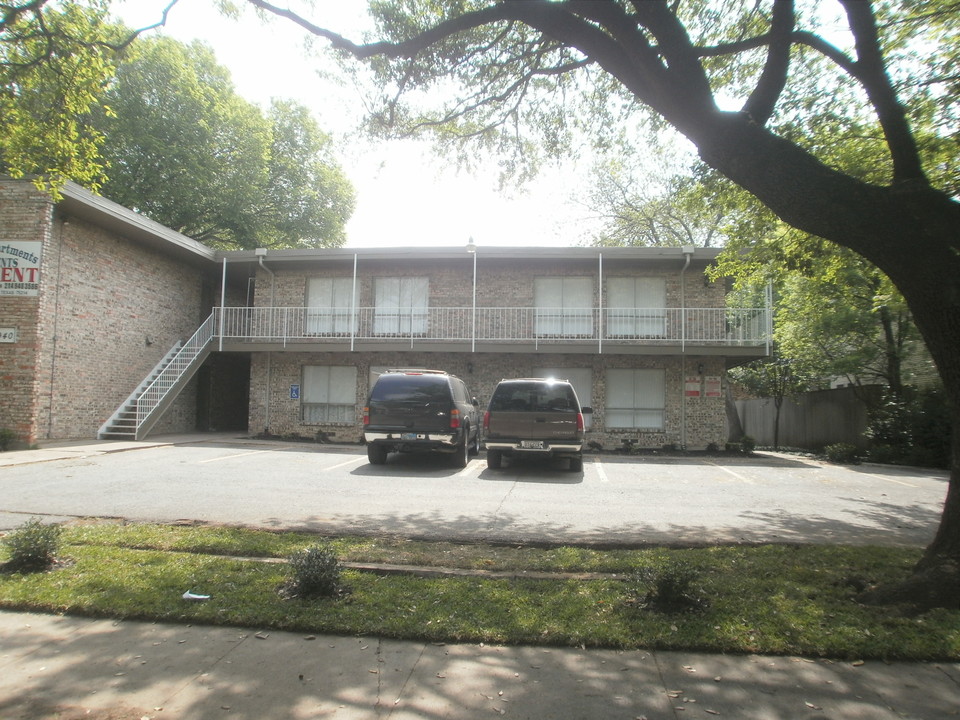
[487,448,503,470]
[469,427,480,456]
[569,455,583,472]
[367,444,389,465]
[452,432,469,468]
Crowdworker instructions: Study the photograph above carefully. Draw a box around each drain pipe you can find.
[680,245,695,450]
[255,249,275,434]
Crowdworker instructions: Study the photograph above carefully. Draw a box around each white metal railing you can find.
[215,306,770,348]
[136,312,217,430]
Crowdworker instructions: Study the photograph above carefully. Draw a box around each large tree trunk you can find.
[693,111,960,608]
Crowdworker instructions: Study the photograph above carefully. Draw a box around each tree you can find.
[1,1,123,194]
[731,354,807,450]
[96,35,355,249]
[588,161,726,248]
[240,0,960,606]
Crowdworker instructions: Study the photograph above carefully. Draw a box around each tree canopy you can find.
[96,35,355,249]
[0,1,123,194]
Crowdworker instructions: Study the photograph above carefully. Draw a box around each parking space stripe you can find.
[326,456,368,472]
[592,457,609,483]
[702,459,753,483]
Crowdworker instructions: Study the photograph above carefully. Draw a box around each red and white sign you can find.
[0,241,41,297]
[705,376,722,397]
[685,376,701,397]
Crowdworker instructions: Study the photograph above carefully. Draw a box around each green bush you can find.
[287,543,343,597]
[825,442,861,464]
[2,518,63,571]
[0,428,16,452]
[629,559,708,614]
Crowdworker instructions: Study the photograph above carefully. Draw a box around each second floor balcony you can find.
[213,305,771,357]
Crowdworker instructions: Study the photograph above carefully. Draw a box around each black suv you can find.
[363,369,481,467]
[483,378,591,471]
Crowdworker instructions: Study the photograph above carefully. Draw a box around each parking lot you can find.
[0,434,949,547]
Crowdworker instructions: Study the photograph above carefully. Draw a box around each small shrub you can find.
[0,428,17,452]
[706,442,720,453]
[629,560,708,614]
[2,518,63,571]
[287,543,343,597]
[740,435,756,453]
[825,442,861,465]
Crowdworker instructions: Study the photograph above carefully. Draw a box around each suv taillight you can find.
[483,410,490,430]
[576,413,584,432]
[450,408,461,429]
[363,406,370,426]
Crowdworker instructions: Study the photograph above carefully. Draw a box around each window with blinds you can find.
[374,277,429,335]
[606,277,666,338]
[302,365,357,423]
[534,277,593,336]
[306,277,358,335]
[605,368,665,429]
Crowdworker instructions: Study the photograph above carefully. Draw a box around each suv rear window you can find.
[488,382,578,413]
[369,374,449,403]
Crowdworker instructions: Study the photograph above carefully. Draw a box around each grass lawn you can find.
[1,520,957,661]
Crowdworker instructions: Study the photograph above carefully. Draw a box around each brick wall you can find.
[0,182,51,444]
[0,181,210,442]
[247,349,727,449]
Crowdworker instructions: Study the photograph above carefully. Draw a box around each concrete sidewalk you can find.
[1,611,958,720]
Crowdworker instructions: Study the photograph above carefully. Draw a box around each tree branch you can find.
[742,0,795,125]
[839,0,927,184]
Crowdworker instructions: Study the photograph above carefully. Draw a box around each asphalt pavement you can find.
[1,435,958,719]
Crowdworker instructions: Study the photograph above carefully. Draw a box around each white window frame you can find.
[605,368,665,430]
[306,277,357,335]
[607,277,666,338]
[374,277,429,335]
[302,365,357,424]
[534,277,593,336]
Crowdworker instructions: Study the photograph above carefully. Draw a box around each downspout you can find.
[680,245,695,450]
[351,253,358,352]
[598,252,603,355]
[219,257,227,352]
[256,249,275,434]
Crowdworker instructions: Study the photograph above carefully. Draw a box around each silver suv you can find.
[483,378,591,472]
[363,369,480,467]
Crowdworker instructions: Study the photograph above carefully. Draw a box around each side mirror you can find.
[472,397,479,407]
[581,406,593,414]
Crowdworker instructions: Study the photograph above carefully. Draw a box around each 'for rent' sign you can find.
[0,242,41,297]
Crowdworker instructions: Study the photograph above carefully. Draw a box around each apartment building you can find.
[0,179,770,450]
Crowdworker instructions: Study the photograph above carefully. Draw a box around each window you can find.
[302,366,357,423]
[606,369,665,429]
[534,277,593,336]
[607,277,666,337]
[374,277,429,335]
[306,277,358,335]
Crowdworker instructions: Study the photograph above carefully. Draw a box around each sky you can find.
[113,1,604,250]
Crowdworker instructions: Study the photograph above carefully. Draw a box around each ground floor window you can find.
[606,368,665,430]
[302,365,357,423]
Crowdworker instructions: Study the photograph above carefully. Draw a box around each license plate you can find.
[520,440,544,449]
[401,433,420,440]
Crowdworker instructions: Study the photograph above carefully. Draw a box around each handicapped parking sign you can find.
[290,384,300,400]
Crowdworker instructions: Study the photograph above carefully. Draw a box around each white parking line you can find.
[856,471,919,488]
[326,456,368,472]
[456,459,483,478]
[592,457,609,483]
[702,459,753,483]
[198,449,282,463]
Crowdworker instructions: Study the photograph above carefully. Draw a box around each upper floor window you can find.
[374,277,429,335]
[534,277,593,336]
[302,365,357,423]
[607,277,666,338]
[306,277,357,335]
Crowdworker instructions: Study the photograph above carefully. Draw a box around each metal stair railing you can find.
[97,341,184,439]
[132,312,217,440]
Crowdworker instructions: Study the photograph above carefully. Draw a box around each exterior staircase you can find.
[98,313,217,440]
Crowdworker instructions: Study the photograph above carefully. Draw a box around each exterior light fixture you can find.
[466,237,477,253]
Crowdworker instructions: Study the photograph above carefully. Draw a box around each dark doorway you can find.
[197,352,251,432]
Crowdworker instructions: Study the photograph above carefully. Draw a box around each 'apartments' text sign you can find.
[0,242,41,297]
